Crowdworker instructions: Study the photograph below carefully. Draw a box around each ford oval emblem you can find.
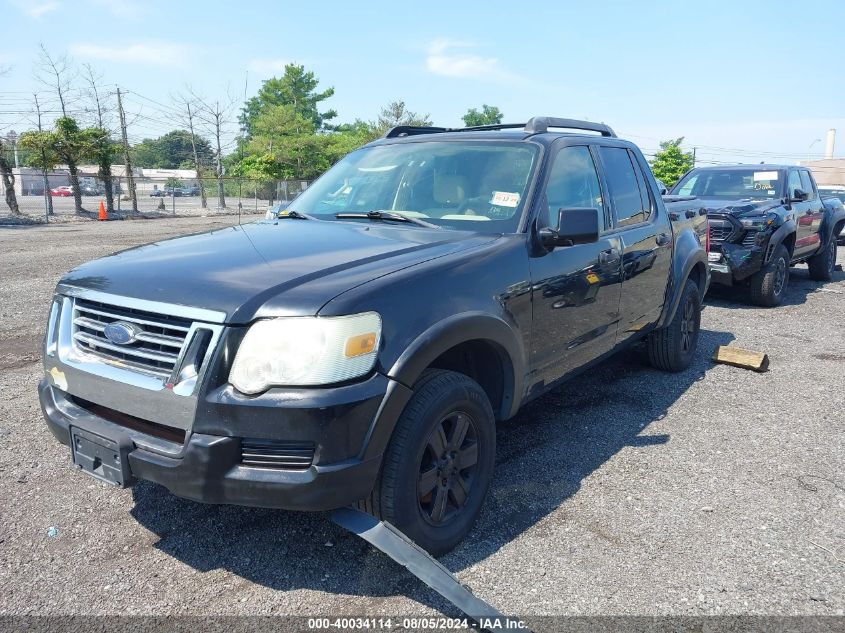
[103,321,141,345]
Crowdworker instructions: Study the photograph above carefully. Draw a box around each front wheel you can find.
[647,278,701,372]
[750,244,790,307]
[359,369,496,556]
[807,238,837,281]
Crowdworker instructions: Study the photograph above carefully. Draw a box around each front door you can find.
[789,168,815,259]
[529,144,622,387]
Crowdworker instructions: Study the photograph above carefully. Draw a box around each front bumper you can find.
[39,376,405,511]
[708,242,767,285]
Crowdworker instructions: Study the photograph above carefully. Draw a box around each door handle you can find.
[656,233,671,247]
[599,248,620,266]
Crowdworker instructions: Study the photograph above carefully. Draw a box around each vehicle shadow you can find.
[705,263,845,309]
[129,327,734,614]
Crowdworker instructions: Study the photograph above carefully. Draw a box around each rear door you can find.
[528,143,622,386]
[596,145,672,342]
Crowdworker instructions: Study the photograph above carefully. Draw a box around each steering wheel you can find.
[456,195,491,216]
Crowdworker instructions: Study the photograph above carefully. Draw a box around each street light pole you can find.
[807,138,821,164]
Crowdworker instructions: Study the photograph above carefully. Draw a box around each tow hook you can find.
[331,507,528,632]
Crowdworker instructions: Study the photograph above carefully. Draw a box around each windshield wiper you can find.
[334,210,440,229]
[277,209,316,220]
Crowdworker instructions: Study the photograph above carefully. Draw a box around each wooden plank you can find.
[712,345,770,372]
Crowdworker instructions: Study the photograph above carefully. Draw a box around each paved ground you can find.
[0,217,842,622]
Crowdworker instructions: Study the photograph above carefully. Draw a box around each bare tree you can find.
[173,90,208,208]
[116,87,138,214]
[36,44,84,214]
[82,63,116,213]
[34,94,54,217]
[195,93,235,210]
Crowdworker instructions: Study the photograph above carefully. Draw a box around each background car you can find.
[49,186,73,197]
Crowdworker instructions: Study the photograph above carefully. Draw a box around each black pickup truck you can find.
[671,165,845,306]
[40,117,709,555]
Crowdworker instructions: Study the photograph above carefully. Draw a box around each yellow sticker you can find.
[586,272,600,284]
[49,367,68,391]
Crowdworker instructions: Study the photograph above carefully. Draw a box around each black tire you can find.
[647,278,701,372]
[749,244,790,307]
[807,238,837,281]
[358,369,496,556]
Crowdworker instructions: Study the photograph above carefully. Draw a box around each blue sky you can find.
[2,0,845,164]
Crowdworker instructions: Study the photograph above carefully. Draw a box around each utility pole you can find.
[692,147,697,167]
[185,101,207,208]
[34,94,53,220]
[116,87,138,214]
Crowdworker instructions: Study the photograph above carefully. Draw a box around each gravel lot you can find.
[0,217,843,623]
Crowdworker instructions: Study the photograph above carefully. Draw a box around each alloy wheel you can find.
[418,411,479,526]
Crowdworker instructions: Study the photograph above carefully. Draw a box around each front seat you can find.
[427,173,466,216]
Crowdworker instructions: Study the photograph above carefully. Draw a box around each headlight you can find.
[740,213,777,229]
[229,312,382,394]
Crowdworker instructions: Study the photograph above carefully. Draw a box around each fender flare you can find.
[819,208,845,251]
[658,234,708,328]
[388,311,525,420]
[359,312,525,462]
[767,220,797,261]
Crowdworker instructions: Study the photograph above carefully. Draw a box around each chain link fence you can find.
[1,170,311,221]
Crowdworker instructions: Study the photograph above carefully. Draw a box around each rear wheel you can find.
[360,369,496,556]
[807,238,837,281]
[647,278,701,372]
[750,245,790,307]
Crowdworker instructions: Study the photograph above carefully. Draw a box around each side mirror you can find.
[659,186,669,196]
[539,207,600,248]
[791,188,809,202]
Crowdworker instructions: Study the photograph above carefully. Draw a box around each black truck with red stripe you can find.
[670,164,845,306]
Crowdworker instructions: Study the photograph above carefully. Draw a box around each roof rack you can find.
[382,117,616,139]
[523,117,616,137]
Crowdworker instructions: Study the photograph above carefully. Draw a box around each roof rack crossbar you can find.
[524,117,616,137]
[458,123,527,132]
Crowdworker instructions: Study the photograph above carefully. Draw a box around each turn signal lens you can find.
[345,332,377,357]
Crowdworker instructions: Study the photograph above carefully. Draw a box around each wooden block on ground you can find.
[712,345,769,372]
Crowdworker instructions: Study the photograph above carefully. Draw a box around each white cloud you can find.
[10,0,60,18]
[425,39,522,83]
[247,58,294,75]
[69,42,193,67]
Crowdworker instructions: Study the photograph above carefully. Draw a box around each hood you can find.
[698,197,784,218]
[60,220,495,323]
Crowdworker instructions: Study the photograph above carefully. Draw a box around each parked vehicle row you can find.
[150,186,201,197]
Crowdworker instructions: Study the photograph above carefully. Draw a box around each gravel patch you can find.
[0,219,842,619]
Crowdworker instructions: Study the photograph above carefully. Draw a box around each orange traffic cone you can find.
[98,200,107,221]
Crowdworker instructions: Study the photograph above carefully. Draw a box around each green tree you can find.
[82,127,119,213]
[462,104,503,127]
[240,64,337,137]
[132,130,213,169]
[374,100,431,136]
[650,137,694,188]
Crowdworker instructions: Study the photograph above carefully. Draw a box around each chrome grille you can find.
[71,298,191,379]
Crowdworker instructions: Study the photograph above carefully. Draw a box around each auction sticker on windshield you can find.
[753,171,778,181]
[491,191,520,207]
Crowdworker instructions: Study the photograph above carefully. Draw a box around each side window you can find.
[544,146,605,230]
[598,146,648,227]
[629,150,653,221]
[799,171,816,198]
[787,170,803,197]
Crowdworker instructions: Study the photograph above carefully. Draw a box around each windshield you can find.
[288,141,539,232]
[673,168,784,199]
